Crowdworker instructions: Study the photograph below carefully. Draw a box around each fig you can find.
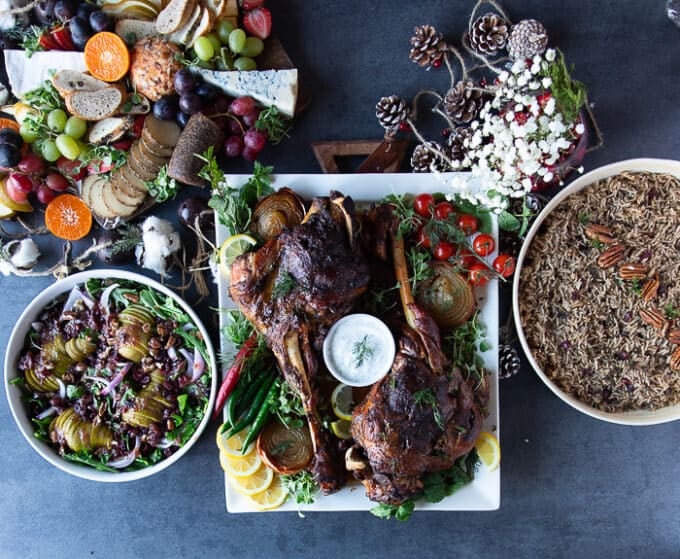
[177,196,213,232]
[96,228,135,265]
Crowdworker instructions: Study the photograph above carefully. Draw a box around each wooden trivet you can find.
[312,136,409,174]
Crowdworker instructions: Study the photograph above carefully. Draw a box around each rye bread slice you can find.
[140,130,174,158]
[110,170,147,206]
[135,137,170,168]
[129,141,163,175]
[168,113,224,187]
[65,85,125,121]
[127,149,158,181]
[155,0,195,34]
[81,174,116,219]
[101,177,139,217]
[143,115,181,148]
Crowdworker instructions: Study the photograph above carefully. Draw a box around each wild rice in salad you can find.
[519,171,680,412]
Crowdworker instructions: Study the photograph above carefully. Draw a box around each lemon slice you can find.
[247,475,288,510]
[220,450,262,478]
[216,426,255,457]
[331,383,355,421]
[218,234,257,277]
[229,464,274,496]
[475,431,501,472]
[329,419,352,440]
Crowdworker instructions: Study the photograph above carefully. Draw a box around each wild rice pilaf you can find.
[519,171,680,412]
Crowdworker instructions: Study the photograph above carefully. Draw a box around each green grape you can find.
[41,139,61,162]
[233,56,257,71]
[228,28,246,54]
[55,133,80,160]
[47,108,68,132]
[64,116,87,140]
[216,19,235,44]
[193,36,215,61]
[240,37,264,58]
[19,123,39,143]
[196,58,215,70]
[218,46,234,70]
[205,32,221,53]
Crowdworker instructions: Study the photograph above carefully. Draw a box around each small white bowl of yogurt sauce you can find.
[322,314,396,387]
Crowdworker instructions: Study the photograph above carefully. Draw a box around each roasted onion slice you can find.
[256,421,313,475]
[250,188,306,240]
[415,261,475,329]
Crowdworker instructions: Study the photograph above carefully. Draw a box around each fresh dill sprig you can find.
[352,334,375,368]
[407,247,433,293]
[541,49,587,125]
[413,388,444,431]
[272,271,297,299]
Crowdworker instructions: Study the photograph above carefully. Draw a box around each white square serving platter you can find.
[216,172,500,513]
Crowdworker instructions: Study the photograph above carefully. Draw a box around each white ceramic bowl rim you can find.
[4,269,217,481]
[513,158,680,426]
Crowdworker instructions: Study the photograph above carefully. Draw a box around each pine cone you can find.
[447,126,473,166]
[409,24,447,68]
[498,344,521,379]
[468,13,509,56]
[375,95,409,131]
[506,19,549,60]
[411,141,448,172]
[443,80,484,124]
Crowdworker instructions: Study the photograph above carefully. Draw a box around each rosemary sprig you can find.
[540,49,587,125]
[352,334,375,367]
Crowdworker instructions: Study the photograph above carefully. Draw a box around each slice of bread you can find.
[52,70,108,97]
[65,86,125,121]
[81,174,115,218]
[132,138,169,169]
[168,112,224,187]
[114,18,159,45]
[87,116,134,145]
[110,170,148,205]
[143,115,181,148]
[168,3,202,44]
[127,145,160,180]
[129,141,163,175]
[186,6,213,47]
[155,0,195,34]
[140,129,174,158]
[101,176,139,217]
[120,163,151,194]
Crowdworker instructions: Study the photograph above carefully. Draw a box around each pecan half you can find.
[668,329,680,345]
[641,275,660,302]
[584,223,616,244]
[671,347,680,371]
[619,262,649,280]
[596,243,625,268]
[639,308,667,330]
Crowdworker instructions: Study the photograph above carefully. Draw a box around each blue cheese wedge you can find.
[192,68,298,118]
[3,50,87,97]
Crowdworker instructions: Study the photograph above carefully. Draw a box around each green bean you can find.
[227,374,276,438]
[240,378,280,454]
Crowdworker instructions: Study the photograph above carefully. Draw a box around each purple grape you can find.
[89,10,112,32]
[223,135,244,158]
[69,16,92,42]
[54,0,78,22]
[176,111,191,128]
[34,0,57,25]
[0,129,24,150]
[173,69,198,96]
[76,2,95,19]
[227,117,244,136]
[195,83,217,102]
[178,196,213,231]
[179,93,202,115]
[153,96,178,121]
[0,143,21,169]
[214,94,231,114]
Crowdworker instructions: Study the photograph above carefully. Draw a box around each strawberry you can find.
[51,24,75,51]
[38,32,60,51]
[243,7,272,40]
[86,160,115,175]
[240,0,265,9]
[56,157,86,182]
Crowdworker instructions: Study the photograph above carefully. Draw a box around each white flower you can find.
[545,48,556,62]
[575,123,585,135]
[541,77,552,89]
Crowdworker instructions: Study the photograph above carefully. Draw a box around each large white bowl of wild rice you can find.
[513,159,680,425]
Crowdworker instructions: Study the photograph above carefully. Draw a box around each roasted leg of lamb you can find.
[229,192,370,493]
[346,205,488,505]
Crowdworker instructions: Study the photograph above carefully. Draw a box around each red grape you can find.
[5,177,29,202]
[230,96,255,116]
[7,172,34,194]
[45,172,70,192]
[223,135,244,158]
[242,146,259,161]
[17,153,46,175]
[214,95,231,114]
[227,117,244,136]
[242,108,261,128]
[36,183,56,204]
[243,129,267,152]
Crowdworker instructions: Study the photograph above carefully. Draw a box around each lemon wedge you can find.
[220,450,262,478]
[229,464,274,496]
[475,431,501,472]
[216,426,255,457]
[331,383,355,421]
[329,419,352,440]
[247,475,288,510]
[218,234,257,277]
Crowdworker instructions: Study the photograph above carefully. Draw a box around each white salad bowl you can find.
[513,158,680,425]
[4,269,217,481]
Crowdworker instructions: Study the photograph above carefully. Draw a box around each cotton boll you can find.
[6,238,41,270]
[135,217,181,276]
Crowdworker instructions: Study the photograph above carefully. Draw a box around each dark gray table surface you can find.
[1,1,679,558]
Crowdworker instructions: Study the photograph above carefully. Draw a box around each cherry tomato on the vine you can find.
[472,233,495,257]
[456,248,477,269]
[457,213,478,236]
[468,262,491,287]
[416,227,431,249]
[413,193,435,218]
[492,253,516,278]
[433,241,456,261]
[433,201,456,221]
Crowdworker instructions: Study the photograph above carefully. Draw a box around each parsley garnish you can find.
[281,470,318,506]
[221,310,255,347]
[352,334,375,368]
[145,164,181,203]
[664,304,680,319]
[382,193,417,239]
[407,247,433,293]
[255,106,291,144]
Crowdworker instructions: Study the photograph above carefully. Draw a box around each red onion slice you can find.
[107,436,141,469]
[101,362,132,396]
[36,406,58,420]
[56,377,66,400]
[99,283,120,316]
[179,348,194,376]
[191,347,205,382]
